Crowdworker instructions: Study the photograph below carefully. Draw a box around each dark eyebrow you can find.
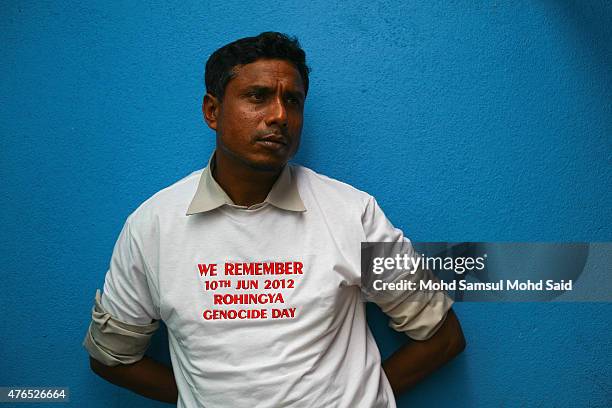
[284,89,305,101]
[243,85,273,93]
[243,85,304,100]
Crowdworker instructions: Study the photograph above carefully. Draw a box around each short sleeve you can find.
[83,217,161,366]
[361,196,454,340]
[100,217,160,324]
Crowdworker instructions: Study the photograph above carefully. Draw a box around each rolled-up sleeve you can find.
[361,196,454,341]
[83,290,159,366]
[83,216,161,366]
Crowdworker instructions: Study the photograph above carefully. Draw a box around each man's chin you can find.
[217,143,290,172]
[243,150,293,172]
[244,158,286,172]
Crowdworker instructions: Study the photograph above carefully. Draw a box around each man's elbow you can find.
[89,356,117,380]
[442,309,466,359]
[89,356,105,376]
[448,328,466,358]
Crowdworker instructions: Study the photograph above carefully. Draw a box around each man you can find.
[84,32,465,407]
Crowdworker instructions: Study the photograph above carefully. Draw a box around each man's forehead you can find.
[230,59,304,89]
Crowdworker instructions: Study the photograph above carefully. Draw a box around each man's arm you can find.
[90,355,178,404]
[382,308,466,396]
[86,216,176,403]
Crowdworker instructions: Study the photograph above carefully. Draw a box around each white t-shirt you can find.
[94,161,452,408]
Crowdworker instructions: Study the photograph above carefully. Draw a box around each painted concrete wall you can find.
[2,1,610,407]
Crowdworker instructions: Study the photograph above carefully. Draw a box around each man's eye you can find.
[287,96,301,106]
[247,92,265,102]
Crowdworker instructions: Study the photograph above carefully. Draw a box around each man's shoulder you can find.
[127,168,202,224]
[291,164,373,209]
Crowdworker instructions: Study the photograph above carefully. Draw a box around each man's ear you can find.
[203,93,220,131]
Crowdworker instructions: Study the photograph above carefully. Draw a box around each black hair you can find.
[205,32,310,100]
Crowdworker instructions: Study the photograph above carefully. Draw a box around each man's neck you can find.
[212,151,282,207]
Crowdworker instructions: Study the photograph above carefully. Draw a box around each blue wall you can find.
[1,1,610,407]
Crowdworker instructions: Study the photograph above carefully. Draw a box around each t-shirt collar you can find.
[186,151,306,215]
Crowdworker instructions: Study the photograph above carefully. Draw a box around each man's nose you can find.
[265,96,288,128]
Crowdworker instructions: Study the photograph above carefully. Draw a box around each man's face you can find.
[204,59,306,171]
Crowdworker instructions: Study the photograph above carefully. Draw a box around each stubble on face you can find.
[213,59,306,173]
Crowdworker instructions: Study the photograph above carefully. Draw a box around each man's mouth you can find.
[257,134,287,145]
[255,134,288,150]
